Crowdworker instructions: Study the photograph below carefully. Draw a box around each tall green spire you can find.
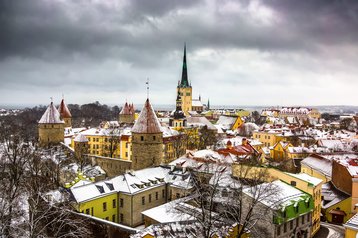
[179,43,190,88]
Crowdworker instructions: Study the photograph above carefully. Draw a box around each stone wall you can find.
[38,123,64,147]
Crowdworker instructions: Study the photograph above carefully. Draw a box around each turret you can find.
[131,98,163,170]
[38,100,64,147]
[119,102,135,124]
[58,98,72,127]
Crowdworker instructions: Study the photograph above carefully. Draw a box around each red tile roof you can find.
[131,99,162,134]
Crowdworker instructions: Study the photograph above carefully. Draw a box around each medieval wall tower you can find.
[131,98,163,170]
[38,101,64,147]
[58,98,72,127]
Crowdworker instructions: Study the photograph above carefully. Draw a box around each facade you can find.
[243,180,314,238]
[131,98,163,171]
[38,101,65,147]
[300,154,332,183]
[344,213,358,238]
[70,167,192,227]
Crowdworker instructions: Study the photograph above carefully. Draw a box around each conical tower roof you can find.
[58,98,72,118]
[120,102,131,115]
[131,99,162,134]
[39,102,64,124]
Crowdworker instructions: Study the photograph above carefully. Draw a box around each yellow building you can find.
[344,213,358,238]
[269,141,293,160]
[71,127,122,159]
[232,164,323,236]
[69,167,192,227]
[252,130,279,147]
[177,44,192,115]
[301,154,332,183]
[38,101,65,147]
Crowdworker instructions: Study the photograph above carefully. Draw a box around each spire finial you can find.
[62,93,64,100]
[146,78,150,99]
[50,97,53,103]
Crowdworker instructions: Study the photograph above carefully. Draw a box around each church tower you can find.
[38,100,64,147]
[131,98,163,170]
[58,98,72,127]
[177,44,192,115]
[169,91,187,129]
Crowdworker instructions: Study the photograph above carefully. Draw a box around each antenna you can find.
[146,78,150,99]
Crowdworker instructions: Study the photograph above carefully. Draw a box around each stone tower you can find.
[131,98,163,170]
[119,102,135,124]
[169,91,187,129]
[177,43,192,115]
[74,134,89,159]
[58,98,72,127]
[74,134,89,169]
[38,101,64,147]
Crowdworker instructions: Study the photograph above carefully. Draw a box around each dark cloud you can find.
[0,0,357,106]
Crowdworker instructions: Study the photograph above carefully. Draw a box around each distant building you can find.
[119,102,135,124]
[58,98,72,127]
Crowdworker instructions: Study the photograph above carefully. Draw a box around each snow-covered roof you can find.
[71,167,192,203]
[192,99,203,107]
[301,155,332,178]
[141,199,195,223]
[286,173,322,186]
[74,134,88,142]
[186,116,216,130]
[243,180,308,209]
[344,213,358,231]
[132,99,162,134]
[321,182,350,209]
[39,102,64,124]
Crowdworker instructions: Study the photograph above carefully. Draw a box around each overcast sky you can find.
[1,0,358,107]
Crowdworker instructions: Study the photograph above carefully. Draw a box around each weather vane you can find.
[50,97,53,103]
[146,78,150,99]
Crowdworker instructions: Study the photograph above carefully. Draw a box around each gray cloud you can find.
[0,0,358,106]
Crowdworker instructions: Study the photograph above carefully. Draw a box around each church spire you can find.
[179,43,190,88]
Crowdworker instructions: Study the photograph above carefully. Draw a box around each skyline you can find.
[1,0,358,107]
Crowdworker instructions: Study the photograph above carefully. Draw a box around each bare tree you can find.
[103,128,121,158]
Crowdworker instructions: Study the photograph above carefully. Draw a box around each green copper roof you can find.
[179,43,191,88]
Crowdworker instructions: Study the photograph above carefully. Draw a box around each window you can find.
[105,217,109,221]
[156,192,158,200]
[120,213,123,222]
[153,136,156,140]
[149,194,152,203]
[120,198,124,207]
[112,199,116,208]
[141,136,144,141]
[162,189,165,198]
[142,214,144,222]
[277,225,281,236]
[112,214,116,222]
[301,215,304,225]
[103,202,107,211]
[91,207,94,215]
[125,152,128,157]
[86,208,90,215]
[142,196,145,205]
[176,193,180,199]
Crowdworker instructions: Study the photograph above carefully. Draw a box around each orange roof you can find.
[58,99,72,118]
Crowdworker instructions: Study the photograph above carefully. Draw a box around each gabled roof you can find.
[39,102,64,124]
[131,99,162,134]
[58,99,72,118]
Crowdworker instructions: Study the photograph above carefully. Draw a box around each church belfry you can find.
[177,43,192,115]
